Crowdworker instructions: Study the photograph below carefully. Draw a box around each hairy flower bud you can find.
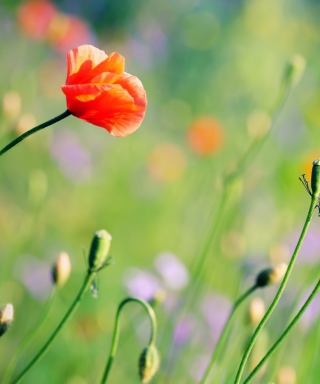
[88,229,112,272]
[0,304,14,337]
[138,344,160,384]
[51,252,71,287]
[256,263,287,288]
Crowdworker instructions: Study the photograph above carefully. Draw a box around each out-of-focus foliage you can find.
[1,0,320,383]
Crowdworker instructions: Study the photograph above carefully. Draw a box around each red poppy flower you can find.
[61,45,147,137]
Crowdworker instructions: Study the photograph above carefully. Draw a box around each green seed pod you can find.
[311,159,320,198]
[256,263,287,288]
[0,304,14,337]
[138,344,160,384]
[88,229,112,272]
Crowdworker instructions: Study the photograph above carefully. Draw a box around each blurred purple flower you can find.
[15,255,52,300]
[123,268,162,301]
[284,225,320,264]
[50,129,92,183]
[173,315,196,347]
[154,252,189,291]
[201,293,231,345]
[300,290,320,330]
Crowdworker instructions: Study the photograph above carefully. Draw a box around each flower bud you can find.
[283,54,305,87]
[255,263,287,288]
[0,304,14,337]
[138,344,160,383]
[51,252,71,287]
[248,297,265,327]
[311,158,320,198]
[88,229,112,272]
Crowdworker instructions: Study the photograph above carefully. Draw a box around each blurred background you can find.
[1,0,320,383]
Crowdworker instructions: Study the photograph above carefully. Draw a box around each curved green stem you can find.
[0,110,71,157]
[244,278,320,383]
[234,195,317,384]
[12,271,95,384]
[100,297,157,384]
[2,288,56,384]
[200,285,257,384]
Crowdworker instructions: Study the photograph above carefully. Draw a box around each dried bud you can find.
[138,344,160,383]
[283,54,305,87]
[0,304,14,337]
[248,297,265,327]
[51,252,71,287]
[311,158,320,198]
[256,263,287,288]
[88,229,112,272]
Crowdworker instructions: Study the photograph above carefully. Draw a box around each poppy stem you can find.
[11,270,96,384]
[200,285,257,384]
[243,278,320,383]
[0,109,72,157]
[2,288,56,384]
[100,297,157,384]
[234,194,317,384]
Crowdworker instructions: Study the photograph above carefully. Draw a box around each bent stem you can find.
[244,278,320,383]
[0,109,71,157]
[2,288,56,384]
[200,285,257,384]
[100,297,157,384]
[11,271,95,384]
[234,194,317,384]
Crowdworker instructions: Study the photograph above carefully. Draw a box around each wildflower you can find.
[51,252,71,287]
[61,45,147,137]
[0,304,14,337]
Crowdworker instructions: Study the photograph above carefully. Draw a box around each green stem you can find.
[12,271,95,384]
[200,285,257,384]
[244,278,320,383]
[185,73,292,309]
[2,288,56,384]
[0,110,71,157]
[100,297,157,384]
[234,195,317,384]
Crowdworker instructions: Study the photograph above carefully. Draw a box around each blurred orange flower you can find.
[61,45,147,137]
[17,0,56,40]
[187,116,224,156]
[47,14,92,53]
